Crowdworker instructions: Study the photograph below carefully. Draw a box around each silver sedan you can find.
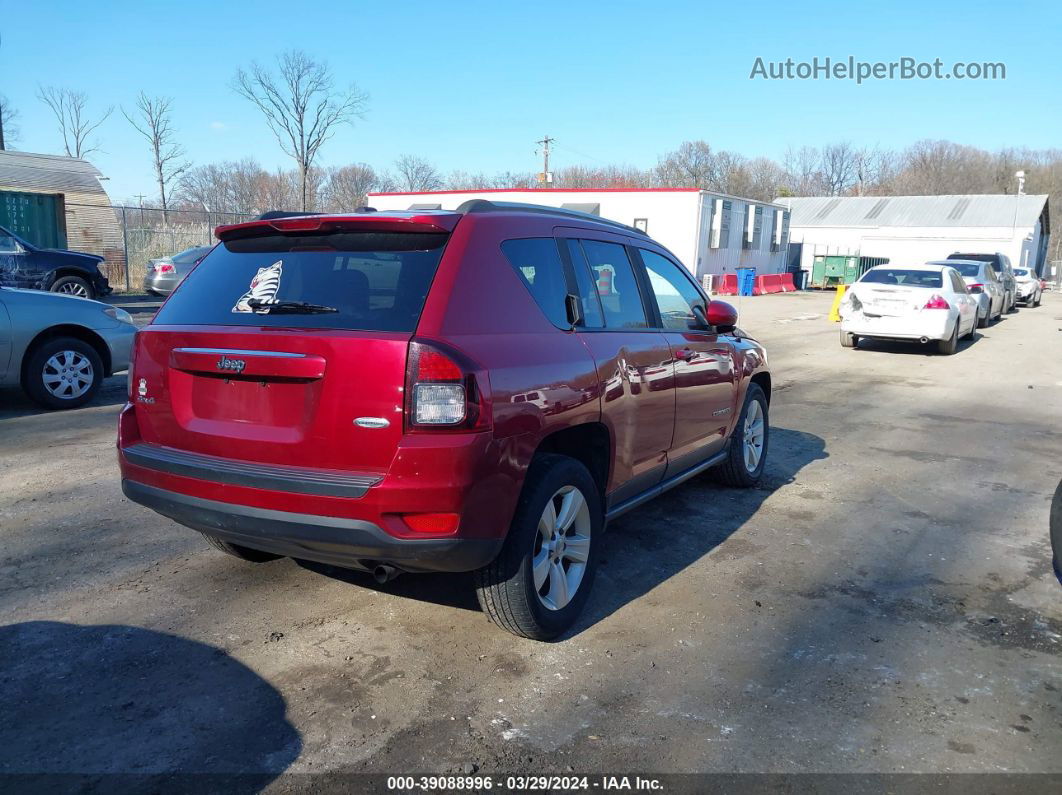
[0,287,137,409]
[143,245,213,296]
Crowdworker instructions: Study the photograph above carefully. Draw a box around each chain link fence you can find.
[65,202,257,292]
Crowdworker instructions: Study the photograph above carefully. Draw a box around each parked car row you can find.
[838,252,1044,354]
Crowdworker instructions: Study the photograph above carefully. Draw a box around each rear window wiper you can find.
[246,299,338,314]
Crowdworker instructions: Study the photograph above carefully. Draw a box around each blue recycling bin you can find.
[737,267,757,296]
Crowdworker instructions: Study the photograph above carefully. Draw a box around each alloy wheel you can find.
[532,485,592,611]
[57,281,89,297]
[42,350,94,400]
[743,399,766,473]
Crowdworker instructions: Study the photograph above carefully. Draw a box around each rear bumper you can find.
[840,312,952,341]
[122,479,503,573]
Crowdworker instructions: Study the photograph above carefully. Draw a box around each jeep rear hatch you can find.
[133,218,455,475]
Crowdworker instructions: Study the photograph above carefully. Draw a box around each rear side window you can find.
[500,238,569,329]
[152,231,448,331]
[948,271,967,293]
[563,240,605,328]
[860,269,943,288]
[580,240,648,329]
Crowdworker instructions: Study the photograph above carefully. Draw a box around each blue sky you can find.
[2,0,1057,201]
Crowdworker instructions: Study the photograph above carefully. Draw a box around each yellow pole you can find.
[829,285,847,323]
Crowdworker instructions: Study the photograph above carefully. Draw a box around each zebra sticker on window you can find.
[232,261,283,313]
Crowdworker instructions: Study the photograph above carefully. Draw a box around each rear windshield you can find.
[1013,268,1029,277]
[860,269,943,287]
[153,230,448,331]
[951,263,982,277]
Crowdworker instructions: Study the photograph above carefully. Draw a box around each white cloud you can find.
[209,121,228,131]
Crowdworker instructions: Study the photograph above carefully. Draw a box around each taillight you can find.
[153,263,176,274]
[923,295,950,310]
[967,282,984,294]
[405,340,490,431]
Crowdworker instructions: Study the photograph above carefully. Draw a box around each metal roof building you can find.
[778,194,1051,277]
[0,150,122,265]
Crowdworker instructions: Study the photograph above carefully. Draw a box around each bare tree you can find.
[819,142,859,196]
[394,154,443,192]
[234,50,368,211]
[36,85,112,158]
[122,93,189,223]
[782,146,823,195]
[654,141,716,188]
[320,163,378,210]
[0,93,19,149]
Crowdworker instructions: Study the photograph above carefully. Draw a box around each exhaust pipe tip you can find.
[373,564,399,584]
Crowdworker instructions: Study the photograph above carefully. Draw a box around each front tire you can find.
[50,275,95,300]
[976,307,988,328]
[714,383,769,487]
[475,454,602,640]
[201,534,282,562]
[22,337,103,410]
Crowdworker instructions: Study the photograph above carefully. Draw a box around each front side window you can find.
[0,234,21,254]
[639,249,706,331]
[501,238,569,329]
[579,240,648,329]
[152,230,448,331]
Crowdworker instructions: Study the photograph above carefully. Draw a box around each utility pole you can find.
[134,194,146,227]
[536,135,554,187]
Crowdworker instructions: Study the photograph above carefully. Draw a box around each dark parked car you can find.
[118,202,772,639]
[0,225,111,299]
[143,245,213,296]
[946,252,1017,313]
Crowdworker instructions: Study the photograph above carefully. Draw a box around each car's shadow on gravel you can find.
[574,426,828,637]
[852,334,982,356]
[0,621,301,786]
[301,427,829,630]
[0,377,128,420]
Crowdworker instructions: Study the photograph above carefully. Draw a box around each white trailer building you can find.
[367,188,791,284]
[779,194,1051,277]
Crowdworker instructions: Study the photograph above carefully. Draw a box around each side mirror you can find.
[706,300,738,333]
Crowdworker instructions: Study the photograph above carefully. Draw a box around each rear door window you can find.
[500,238,569,329]
[579,240,649,329]
[152,230,448,331]
[563,239,604,328]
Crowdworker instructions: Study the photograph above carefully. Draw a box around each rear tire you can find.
[714,383,769,487]
[937,322,959,355]
[474,454,602,640]
[840,329,858,348]
[49,275,95,300]
[201,533,282,562]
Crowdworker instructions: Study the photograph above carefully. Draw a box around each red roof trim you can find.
[368,187,701,196]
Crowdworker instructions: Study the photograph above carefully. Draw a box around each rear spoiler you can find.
[215,213,461,241]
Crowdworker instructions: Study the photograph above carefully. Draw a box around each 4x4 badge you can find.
[217,356,246,374]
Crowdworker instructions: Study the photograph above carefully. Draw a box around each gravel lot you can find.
[1,291,1059,781]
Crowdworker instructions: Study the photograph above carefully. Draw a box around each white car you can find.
[839,264,979,355]
[1013,267,1043,307]
[933,259,1005,327]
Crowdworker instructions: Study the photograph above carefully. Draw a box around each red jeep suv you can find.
[118,201,771,639]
